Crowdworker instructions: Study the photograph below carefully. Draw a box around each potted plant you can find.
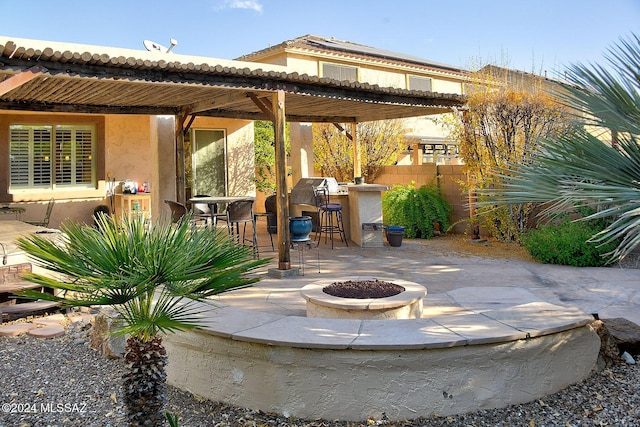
[289,216,313,241]
[385,225,405,247]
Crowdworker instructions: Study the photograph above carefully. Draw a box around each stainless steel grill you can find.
[290,177,338,206]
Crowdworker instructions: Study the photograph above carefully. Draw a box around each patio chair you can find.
[262,194,277,250]
[225,200,258,256]
[25,198,55,227]
[166,199,209,227]
[191,194,212,226]
[191,195,230,228]
[165,200,187,223]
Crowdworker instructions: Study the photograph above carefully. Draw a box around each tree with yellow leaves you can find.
[449,66,571,241]
[312,119,408,182]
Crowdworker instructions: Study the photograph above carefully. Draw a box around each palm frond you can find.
[17,213,270,340]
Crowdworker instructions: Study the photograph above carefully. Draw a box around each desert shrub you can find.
[382,182,451,238]
[522,214,619,267]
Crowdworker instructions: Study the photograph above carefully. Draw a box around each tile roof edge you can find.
[0,35,290,73]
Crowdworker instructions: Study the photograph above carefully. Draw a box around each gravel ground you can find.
[1,238,638,426]
[0,317,638,427]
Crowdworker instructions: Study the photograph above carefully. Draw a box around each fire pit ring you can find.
[300,277,427,320]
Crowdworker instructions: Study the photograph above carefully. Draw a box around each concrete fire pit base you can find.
[300,278,427,320]
[164,292,599,422]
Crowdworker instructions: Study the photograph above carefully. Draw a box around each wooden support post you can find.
[273,90,291,270]
[351,122,361,179]
[468,188,480,239]
[174,112,189,204]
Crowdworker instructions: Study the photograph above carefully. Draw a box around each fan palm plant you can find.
[480,33,640,261]
[16,213,268,426]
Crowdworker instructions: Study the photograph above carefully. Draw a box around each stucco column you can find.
[289,122,314,183]
[152,115,177,221]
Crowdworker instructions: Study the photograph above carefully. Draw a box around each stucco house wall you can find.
[0,110,255,228]
[240,36,467,188]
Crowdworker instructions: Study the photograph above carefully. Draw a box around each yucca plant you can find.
[479,33,640,262]
[16,213,268,426]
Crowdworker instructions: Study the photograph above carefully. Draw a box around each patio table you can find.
[188,196,255,226]
[0,206,26,220]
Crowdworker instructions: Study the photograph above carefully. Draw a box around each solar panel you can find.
[307,38,462,72]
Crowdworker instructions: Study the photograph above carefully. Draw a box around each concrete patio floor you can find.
[165,224,637,420]
[227,223,640,326]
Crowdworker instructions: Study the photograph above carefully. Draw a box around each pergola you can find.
[0,37,465,270]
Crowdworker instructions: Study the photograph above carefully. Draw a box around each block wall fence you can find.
[255,164,474,236]
[373,164,470,235]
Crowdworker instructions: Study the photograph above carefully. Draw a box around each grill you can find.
[291,178,340,233]
[290,177,338,206]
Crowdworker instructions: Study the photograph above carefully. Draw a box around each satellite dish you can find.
[143,38,178,53]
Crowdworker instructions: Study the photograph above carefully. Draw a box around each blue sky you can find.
[1,0,638,76]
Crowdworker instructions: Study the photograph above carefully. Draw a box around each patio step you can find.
[0,322,37,336]
[0,301,60,315]
[28,324,65,338]
[0,282,43,293]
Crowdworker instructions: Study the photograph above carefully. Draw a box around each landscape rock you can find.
[621,351,636,364]
[591,320,621,370]
[89,311,125,359]
[602,317,640,354]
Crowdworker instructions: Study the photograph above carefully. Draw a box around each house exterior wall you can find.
[105,114,153,191]
[257,49,465,98]
[0,111,255,228]
[248,43,466,192]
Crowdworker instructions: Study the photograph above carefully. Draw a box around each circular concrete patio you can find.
[164,279,600,421]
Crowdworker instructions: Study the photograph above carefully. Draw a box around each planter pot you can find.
[386,226,405,247]
[289,216,313,242]
[433,221,442,236]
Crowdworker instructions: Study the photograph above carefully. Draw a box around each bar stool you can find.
[313,186,348,249]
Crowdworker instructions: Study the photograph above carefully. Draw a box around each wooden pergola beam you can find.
[0,65,45,96]
[185,91,251,115]
[247,92,275,122]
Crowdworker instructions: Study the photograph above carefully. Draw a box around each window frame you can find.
[0,114,105,201]
[319,62,359,82]
[9,123,97,190]
[407,75,433,92]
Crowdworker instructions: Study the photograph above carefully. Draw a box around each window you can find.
[9,124,96,189]
[408,75,432,92]
[321,63,358,82]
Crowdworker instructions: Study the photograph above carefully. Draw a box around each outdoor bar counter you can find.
[347,183,389,247]
[290,182,388,247]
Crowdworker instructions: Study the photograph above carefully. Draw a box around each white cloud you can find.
[216,0,263,12]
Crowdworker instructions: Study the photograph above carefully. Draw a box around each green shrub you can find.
[382,182,451,238]
[522,214,619,267]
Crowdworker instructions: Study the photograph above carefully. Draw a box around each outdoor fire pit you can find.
[300,277,427,320]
